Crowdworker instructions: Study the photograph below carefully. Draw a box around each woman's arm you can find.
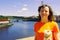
[52,32,58,40]
[52,21,59,40]
[35,36,37,40]
[34,33,37,40]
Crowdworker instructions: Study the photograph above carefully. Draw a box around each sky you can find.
[0,0,60,16]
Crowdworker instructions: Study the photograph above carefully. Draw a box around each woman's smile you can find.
[40,7,49,18]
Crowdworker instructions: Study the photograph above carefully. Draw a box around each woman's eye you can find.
[45,11,47,12]
[41,10,44,12]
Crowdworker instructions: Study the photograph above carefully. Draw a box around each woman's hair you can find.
[38,4,54,21]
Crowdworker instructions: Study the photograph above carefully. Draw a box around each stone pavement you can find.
[16,36,35,40]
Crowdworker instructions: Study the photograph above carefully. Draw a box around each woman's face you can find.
[40,6,49,18]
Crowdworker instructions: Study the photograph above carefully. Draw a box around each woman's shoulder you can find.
[34,21,41,25]
[34,21,40,24]
[51,21,58,25]
[50,21,59,28]
[51,21,59,32]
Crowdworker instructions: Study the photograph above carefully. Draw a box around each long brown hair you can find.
[38,4,54,21]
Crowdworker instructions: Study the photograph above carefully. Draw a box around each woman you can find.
[34,4,59,40]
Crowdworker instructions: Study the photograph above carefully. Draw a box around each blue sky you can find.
[0,0,60,16]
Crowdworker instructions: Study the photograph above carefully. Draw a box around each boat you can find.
[0,18,13,29]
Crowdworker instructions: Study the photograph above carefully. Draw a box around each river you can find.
[0,21,60,40]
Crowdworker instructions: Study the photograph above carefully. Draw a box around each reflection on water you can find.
[0,21,35,40]
[0,21,60,40]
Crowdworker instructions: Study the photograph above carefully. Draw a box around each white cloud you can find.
[22,7,28,11]
[21,4,28,11]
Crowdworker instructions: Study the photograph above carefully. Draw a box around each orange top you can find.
[34,21,59,40]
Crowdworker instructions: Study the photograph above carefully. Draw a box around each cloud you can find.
[22,7,28,11]
[16,7,28,13]
[21,4,28,11]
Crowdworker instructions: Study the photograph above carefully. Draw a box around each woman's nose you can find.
[43,11,46,14]
[43,11,45,13]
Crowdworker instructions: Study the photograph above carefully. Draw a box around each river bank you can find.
[0,21,13,29]
[17,31,60,40]
[0,23,13,29]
